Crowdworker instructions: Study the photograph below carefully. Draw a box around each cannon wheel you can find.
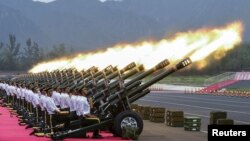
[113,110,143,136]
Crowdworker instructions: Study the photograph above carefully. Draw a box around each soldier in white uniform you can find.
[20,84,27,109]
[16,84,22,108]
[38,88,50,133]
[0,81,8,105]
[59,87,71,111]
[65,88,102,139]
[25,85,34,114]
[5,83,12,105]
[51,85,61,108]
[63,86,79,130]
[39,89,47,117]
[31,86,40,126]
[78,89,102,139]
[11,83,17,107]
[45,88,60,135]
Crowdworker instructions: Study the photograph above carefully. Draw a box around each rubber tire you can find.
[113,110,143,137]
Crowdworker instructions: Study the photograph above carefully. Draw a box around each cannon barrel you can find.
[86,62,136,96]
[106,58,192,107]
[83,69,114,89]
[108,65,144,91]
[125,59,170,87]
[24,65,101,89]
[74,72,87,83]
[129,89,150,103]
[60,66,110,89]
[92,59,169,101]
[94,80,142,104]
[84,65,114,82]
[104,59,170,102]
[86,66,99,73]
[94,67,117,82]
[64,66,98,84]
[90,65,144,99]
[76,65,116,89]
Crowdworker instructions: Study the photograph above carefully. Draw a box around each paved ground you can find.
[140,120,206,141]
[136,91,250,141]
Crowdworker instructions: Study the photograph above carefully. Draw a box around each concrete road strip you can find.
[139,99,250,115]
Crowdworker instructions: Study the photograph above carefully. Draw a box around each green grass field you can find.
[145,75,211,86]
[226,87,250,91]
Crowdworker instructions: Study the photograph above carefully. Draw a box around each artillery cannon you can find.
[50,58,192,140]
[7,57,192,140]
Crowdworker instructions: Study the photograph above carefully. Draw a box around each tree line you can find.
[0,34,74,71]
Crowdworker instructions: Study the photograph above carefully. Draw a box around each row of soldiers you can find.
[0,80,103,139]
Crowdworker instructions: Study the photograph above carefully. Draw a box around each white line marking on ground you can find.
[144,95,250,109]
[148,93,250,104]
[200,130,208,133]
[185,112,250,124]
[139,99,250,115]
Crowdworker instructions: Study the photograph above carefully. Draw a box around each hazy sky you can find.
[32,0,123,3]
[32,0,56,3]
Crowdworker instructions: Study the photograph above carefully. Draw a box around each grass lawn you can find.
[148,75,211,86]
[226,87,250,91]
